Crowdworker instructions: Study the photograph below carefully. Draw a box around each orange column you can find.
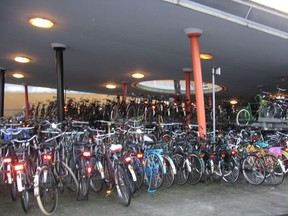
[183,68,192,125]
[24,84,29,121]
[184,28,206,136]
[122,81,128,104]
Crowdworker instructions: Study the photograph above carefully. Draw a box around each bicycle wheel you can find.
[114,164,131,206]
[222,157,241,183]
[263,154,284,186]
[260,102,276,118]
[126,106,136,119]
[172,153,189,185]
[77,159,89,200]
[21,188,29,213]
[58,161,78,193]
[162,155,175,188]
[212,159,225,181]
[110,105,118,121]
[187,154,204,185]
[236,109,251,125]
[35,165,58,215]
[242,155,266,185]
[144,154,164,191]
[10,177,18,201]
[129,156,144,189]
[89,156,103,192]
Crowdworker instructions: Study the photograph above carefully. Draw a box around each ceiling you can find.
[1,0,288,102]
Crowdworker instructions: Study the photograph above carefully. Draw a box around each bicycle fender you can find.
[33,166,42,197]
[128,164,137,182]
[16,171,23,192]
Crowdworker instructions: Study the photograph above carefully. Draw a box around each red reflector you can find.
[87,165,92,173]
[43,154,52,161]
[125,156,131,163]
[257,153,262,158]
[284,148,288,152]
[221,153,226,158]
[187,155,192,159]
[136,153,143,159]
[15,163,24,171]
[83,151,91,157]
[231,150,236,155]
[209,154,215,159]
[3,157,12,163]
[199,153,205,158]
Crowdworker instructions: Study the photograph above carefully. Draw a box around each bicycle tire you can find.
[35,165,58,216]
[114,164,131,206]
[187,154,204,185]
[263,154,284,186]
[162,155,175,188]
[144,154,164,191]
[77,158,89,200]
[110,105,119,121]
[129,156,144,189]
[10,178,18,201]
[242,155,266,185]
[236,109,251,125]
[89,156,103,192]
[260,101,276,118]
[172,153,189,185]
[59,161,79,193]
[21,189,29,213]
[222,157,241,183]
[126,106,136,119]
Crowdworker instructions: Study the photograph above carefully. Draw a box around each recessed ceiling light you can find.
[14,56,31,63]
[200,53,214,60]
[106,84,116,89]
[230,100,238,105]
[29,17,54,28]
[12,73,24,79]
[132,73,144,79]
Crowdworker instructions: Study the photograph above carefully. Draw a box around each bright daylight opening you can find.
[134,80,223,95]
[251,0,288,14]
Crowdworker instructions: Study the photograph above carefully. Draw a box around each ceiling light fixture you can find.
[29,17,54,28]
[200,53,214,60]
[132,73,144,79]
[230,100,238,105]
[14,56,31,63]
[12,73,24,79]
[106,84,116,89]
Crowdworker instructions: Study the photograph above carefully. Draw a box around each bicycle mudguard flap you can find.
[110,144,122,153]
[269,147,282,158]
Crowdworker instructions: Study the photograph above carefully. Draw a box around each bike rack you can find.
[250,117,288,130]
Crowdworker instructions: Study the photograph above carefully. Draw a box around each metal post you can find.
[0,69,5,117]
[212,68,216,139]
[212,67,221,139]
[24,84,29,121]
[51,43,67,123]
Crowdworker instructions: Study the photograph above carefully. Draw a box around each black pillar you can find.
[0,69,6,117]
[52,43,66,123]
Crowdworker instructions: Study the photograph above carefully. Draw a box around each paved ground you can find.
[1,176,288,216]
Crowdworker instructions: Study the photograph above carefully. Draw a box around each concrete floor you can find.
[1,176,288,216]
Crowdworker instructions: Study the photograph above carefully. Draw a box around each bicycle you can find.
[236,91,276,125]
[33,121,78,215]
